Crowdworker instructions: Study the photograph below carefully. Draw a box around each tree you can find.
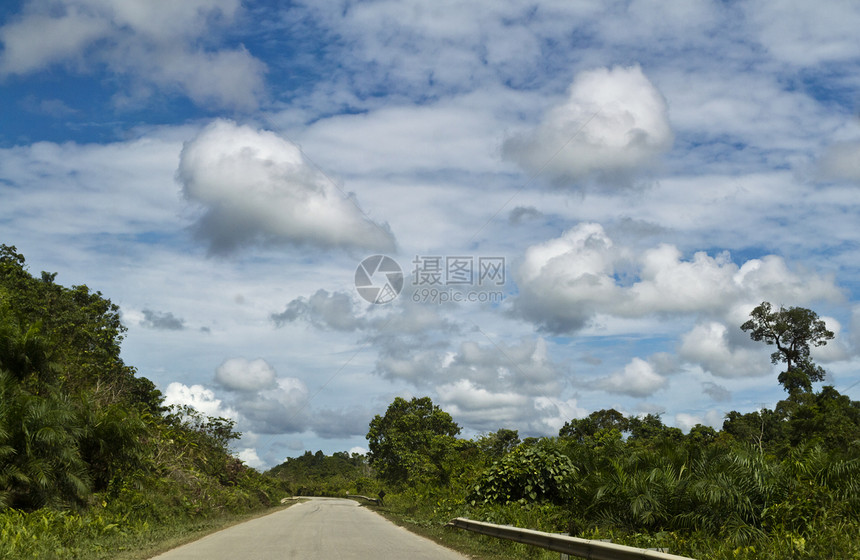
[560,408,629,442]
[476,428,520,459]
[741,302,834,395]
[366,396,460,485]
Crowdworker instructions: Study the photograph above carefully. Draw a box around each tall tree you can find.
[366,396,460,485]
[741,302,834,395]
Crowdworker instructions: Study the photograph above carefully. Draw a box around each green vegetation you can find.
[269,302,860,559]
[5,241,859,560]
[0,245,288,559]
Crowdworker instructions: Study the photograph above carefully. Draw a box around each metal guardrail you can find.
[447,518,697,560]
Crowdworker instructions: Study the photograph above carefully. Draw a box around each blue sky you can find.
[2,0,860,468]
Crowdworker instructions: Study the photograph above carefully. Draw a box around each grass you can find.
[0,500,299,560]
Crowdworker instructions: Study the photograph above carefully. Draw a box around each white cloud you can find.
[215,358,278,392]
[163,382,239,419]
[177,119,396,255]
[820,142,860,182]
[232,377,309,435]
[592,357,668,398]
[812,316,850,363]
[503,65,673,189]
[0,0,263,109]
[0,8,105,73]
[678,322,771,379]
[442,337,562,396]
[674,409,725,431]
[272,289,366,332]
[436,379,582,435]
[513,222,621,332]
[513,222,843,334]
[236,447,264,470]
[747,0,860,66]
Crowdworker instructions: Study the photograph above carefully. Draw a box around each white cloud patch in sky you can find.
[271,289,366,332]
[163,382,239,420]
[747,0,860,66]
[229,377,309,435]
[674,409,724,431]
[441,337,562,396]
[177,120,396,255]
[215,358,278,392]
[167,359,310,436]
[235,447,264,469]
[0,0,264,109]
[437,379,583,435]
[513,223,843,334]
[820,142,860,183]
[678,322,771,379]
[591,357,668,398]
[503,65,673,189]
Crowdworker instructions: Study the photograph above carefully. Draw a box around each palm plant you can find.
[0,371,91,509]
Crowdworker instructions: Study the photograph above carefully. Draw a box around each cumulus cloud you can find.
[233,377,309,434]
[212,357,308,434]
[163,382,239,419]
[140,309,185,331]
[271,289,365,331]
[178,119,396,255]
[678,322,772,378]
[215,358,278,392]
[436,379,585,435]
[503,65,673,189]
[513,222,621,332]
[168,359,310,436]
[591,357,668,397]
[437,380,531,427]
[0,0,265,109]
[365,304,462,384]
[372,329,576,435]
[440,337,562,396]
[235,447,264,469]
[513,222,843,334]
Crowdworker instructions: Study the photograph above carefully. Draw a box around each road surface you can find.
[149,497,469,559]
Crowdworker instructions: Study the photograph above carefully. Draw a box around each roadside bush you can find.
[469,444,576,505]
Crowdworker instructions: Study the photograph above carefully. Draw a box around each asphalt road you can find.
[149,497,469,559]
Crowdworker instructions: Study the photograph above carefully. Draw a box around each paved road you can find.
[150,497,468,559]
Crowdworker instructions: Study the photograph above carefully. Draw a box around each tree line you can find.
[270,301,860,559]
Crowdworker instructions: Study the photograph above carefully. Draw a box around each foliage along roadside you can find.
[0,245,289,559]
[268,308,860,560]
